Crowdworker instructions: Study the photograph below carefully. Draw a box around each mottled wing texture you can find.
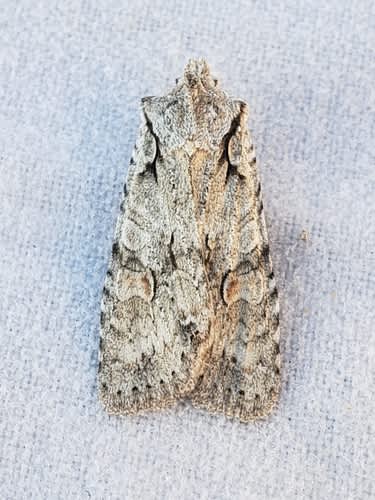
[98,106,212,415]
[190,105,281,422]
[98,59,280,422]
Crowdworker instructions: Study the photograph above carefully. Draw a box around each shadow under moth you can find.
[98,59,280,422]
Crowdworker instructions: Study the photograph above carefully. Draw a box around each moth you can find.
[98,59,280,422]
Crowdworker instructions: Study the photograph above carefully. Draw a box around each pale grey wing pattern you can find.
[98,112,211,415]
[191,107,281,422]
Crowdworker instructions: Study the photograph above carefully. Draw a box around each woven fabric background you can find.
[1,1,374,499]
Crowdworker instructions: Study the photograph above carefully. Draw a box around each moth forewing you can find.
[98,59,280,421]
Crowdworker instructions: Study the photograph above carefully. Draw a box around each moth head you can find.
[180,60,245,148]
[140,61,246,152]
[183,59,217,89]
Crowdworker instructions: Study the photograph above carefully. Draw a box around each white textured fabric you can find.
[1,1,374,498]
